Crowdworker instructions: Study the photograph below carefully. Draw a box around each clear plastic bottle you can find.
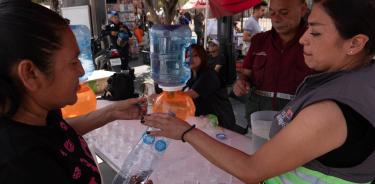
[112,88,195,184]
[149,25,192,88]
[112,130,168,184]
[61,84,97,118]
[152,89,195,121]
[70,25,95,81]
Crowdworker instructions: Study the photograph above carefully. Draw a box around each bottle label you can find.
[154,140,167,152]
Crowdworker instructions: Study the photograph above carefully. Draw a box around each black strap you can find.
[181,124,196,143]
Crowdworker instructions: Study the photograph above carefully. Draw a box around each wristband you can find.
[181,124,196,143]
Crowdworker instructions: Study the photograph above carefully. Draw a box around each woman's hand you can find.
[110,97,147,121]
[128,175,153,184]
[142,113,192,140]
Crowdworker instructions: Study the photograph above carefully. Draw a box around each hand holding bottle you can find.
[142,113,193,141]
[109,97,147,121]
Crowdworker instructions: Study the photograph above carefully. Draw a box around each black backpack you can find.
[102,70,138,101]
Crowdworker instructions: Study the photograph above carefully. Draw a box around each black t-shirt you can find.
[0,111,101,184]
[317,101,375,168]
[185,69,236,130]
[208,54,227,84]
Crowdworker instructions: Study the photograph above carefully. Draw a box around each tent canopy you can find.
[209,0,261,17]
[181,0,207,10]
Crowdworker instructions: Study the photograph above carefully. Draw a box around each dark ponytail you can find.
[0,1,68,118]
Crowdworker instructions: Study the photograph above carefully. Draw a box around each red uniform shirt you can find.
[243,22,315,95]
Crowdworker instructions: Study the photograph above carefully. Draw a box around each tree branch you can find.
[164,0,179,24]
[144,0,161,24]
[139,0,179,25]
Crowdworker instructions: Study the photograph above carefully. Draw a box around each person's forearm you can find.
[66,105,115,135]
[185,129,263,183]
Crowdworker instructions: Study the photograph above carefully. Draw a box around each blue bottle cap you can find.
[143,133,155,145]
[154,140,167,152]
[216,133,227,140]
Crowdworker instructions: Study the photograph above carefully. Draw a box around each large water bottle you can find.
[112,130,169,184]
[70,25,95,81]
[150,25,192,88]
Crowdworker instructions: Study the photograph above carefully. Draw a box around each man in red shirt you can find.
[233,0,315,128]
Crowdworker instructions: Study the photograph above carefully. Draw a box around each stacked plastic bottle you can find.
[70,25,95,81]
[112,25,196,184]
[149,24,196,120]
[112,104,195,184]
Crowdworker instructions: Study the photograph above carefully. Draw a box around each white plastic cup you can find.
[250,111,278,150]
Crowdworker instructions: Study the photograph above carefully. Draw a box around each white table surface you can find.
[86,100,258,184]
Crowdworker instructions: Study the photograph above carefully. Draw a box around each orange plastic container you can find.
[152,91,195,121]
[62,84,97,118]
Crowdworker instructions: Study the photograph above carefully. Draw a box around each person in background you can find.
[184,12,192,23]
[233,0,315,130]
[233,22,241,34]
[193,12,204,45]
[0,2,145,183]
[183,44,246,134]
[207,39,228,84]
[105,11,132,70]
[144,0,375,183]
[179,11,190,25]
[242,1,268,56]
[134,23,144,45]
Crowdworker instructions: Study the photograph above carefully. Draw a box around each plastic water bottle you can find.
[70,25,95,81]
[112,129,169,184]
[149,25,192,88]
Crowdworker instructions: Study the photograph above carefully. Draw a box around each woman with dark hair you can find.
[183,44,245,133]
[0,1,144,183]
[143,0,375,183]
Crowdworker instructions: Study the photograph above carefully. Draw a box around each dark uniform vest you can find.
[269,62,375,183]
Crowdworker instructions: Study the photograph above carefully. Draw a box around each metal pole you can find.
[203,0,209,49]
[241,12,244,31]
[218,16,236,85]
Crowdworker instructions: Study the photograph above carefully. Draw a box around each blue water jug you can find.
[70,25,95,81]
[150,25,192,88]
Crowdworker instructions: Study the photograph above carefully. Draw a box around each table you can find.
[86,100,258,184]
